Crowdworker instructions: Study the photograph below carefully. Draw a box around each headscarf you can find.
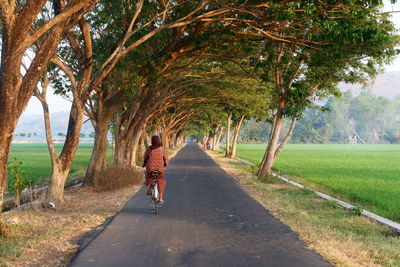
[149,135,162,150]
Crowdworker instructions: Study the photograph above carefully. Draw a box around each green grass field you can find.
[8,143,111,186]
[235,144,400,222]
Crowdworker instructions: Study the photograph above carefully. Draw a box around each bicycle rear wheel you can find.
[153,199,159,214]
[152,183,159,214]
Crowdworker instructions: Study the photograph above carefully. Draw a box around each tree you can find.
[253,4,399,176]
[291,108,333,144]
[47,0,273,196]
[0,0,97,211]
[291,90,400,144]
[2,0,398,206]
[213,63,270,158]
[239,120,270,143]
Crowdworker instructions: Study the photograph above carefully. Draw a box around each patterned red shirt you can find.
[144,146,168,172]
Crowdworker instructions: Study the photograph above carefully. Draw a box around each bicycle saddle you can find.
[151,170,160,175]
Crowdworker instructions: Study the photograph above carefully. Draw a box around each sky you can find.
[22,1,400,116]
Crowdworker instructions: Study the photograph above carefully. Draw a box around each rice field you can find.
[7,143,400,221]
[235,144,400,222]
[8,143,111,186]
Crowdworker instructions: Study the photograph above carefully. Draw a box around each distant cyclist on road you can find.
[143,135,168,203]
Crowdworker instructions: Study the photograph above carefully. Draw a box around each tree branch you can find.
[0,0,11,27]
[50,57,78,99]
[16,0,47,39]
[274,118,296,160]
[100,0,144,71]
[29,0,95,45]
[78,18,94,94]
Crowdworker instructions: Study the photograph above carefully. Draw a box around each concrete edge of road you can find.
[76,215,117,253]
[2,177,83,212]
[233,157,400,234]
[67,200,132,266]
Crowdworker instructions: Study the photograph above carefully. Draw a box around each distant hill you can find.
[339,71,400,99]
[14,111,95,140]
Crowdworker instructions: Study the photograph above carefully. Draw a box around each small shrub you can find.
[94,166,145,192]
[250,163,260,175]
[0,219,11,238]
[350,206,363,216]
[8,158,32,206]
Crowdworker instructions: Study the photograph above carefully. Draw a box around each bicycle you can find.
[150,170,160,214]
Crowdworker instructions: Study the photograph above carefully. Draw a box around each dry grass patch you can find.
[0,218,12,238]
[93,167,145,192]
[207,151,400,267]
[0,185,141,266]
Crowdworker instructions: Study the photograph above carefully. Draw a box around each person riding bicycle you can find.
[143,135,168,203]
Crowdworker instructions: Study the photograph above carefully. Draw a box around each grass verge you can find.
[234,144,400,222]
[207,150,400,267]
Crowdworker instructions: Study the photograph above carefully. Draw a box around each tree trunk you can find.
[183,135,187,144]
[203,132,208,148]
[274,118,297,160]
[178,135,184,146]
[229,115,245,159]
[211,135,216,151]
[258,99,285,177]
[46,160,69,203]
[84,119,110,186]
[258,109,279,176]
[0,2,97,211]
[207,131,214,151]
[114,137,130,166]
[0,119,16,211]
[153,128,159,136]
[113,110,149,167]
[174,131,182,147]
[169,133,175,149]
[124,137,134,166]
[144,132,151,148]
[113,115,131,166]
[128,129,142,167]
[137,133,146,163]
[37,90,65,201]
[211,127,219,151]
[268,114,277,143]
[161,129,170,152]
[213,127,222,151]
[215,127,224,151]
[46,102,85,203]
[225,113,231,157]
[0,54,25,210]
[34,72,81,203]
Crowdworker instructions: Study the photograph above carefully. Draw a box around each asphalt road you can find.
[70,143,331,267]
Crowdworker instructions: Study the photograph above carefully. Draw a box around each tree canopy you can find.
[0,0,399,207]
